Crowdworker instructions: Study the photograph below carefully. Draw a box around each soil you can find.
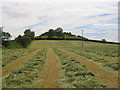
[38,48,59,88]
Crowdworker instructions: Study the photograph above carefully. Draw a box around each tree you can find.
[0,27,11,41]
[55,27,64,38]
[24,29,35,40]
[48,29,54,38]
[102,39,106,42]
[2,32,11,40]
[15,35,23,44]
[15,35,31,48]
[0,27,12,47]
[15,29,35,48]
[21,35,31,47]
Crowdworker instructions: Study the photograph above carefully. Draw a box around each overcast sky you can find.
[0,0,119,42]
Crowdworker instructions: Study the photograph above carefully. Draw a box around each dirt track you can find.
[38,48,59,88]
[59,48,118,88]
[2,49,41,77]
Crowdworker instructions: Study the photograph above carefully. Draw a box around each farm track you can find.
[38,48,59,88]
[2,49,41,77]
[59,48,118,88]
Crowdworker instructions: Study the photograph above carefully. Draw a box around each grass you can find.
[66,48,118,71]
[54,48,106,88]
[59,40,118,58]
[2,48,36,67]
[2,48,46,88]
[2,40,118,88]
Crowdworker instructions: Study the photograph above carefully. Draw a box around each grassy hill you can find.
[35,27,88,40]
[34,27,120,44]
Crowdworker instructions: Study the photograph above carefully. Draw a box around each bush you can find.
[15,29,35,48]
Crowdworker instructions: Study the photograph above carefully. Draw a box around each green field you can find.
[2,40,118,88]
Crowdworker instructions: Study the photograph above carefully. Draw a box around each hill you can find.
[35,27,88,40]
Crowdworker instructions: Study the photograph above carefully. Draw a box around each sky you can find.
[0,0,119,42]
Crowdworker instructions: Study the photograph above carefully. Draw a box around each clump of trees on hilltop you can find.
[41,27,64,39]
[35,27,87,40]
[0,27,35,48]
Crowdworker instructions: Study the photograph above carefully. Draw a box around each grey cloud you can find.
[2,5,30,18]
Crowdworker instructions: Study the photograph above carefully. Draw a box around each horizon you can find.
[0,0,119,42]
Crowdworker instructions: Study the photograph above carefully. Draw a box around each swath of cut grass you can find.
[54,48,106,88]
[59,40,118,58]
[2,48,36,67]
[66,48,118,71]
[2,48,46,88]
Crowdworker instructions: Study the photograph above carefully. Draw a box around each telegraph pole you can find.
[81,30,84,47]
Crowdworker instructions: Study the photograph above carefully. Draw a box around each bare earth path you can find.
[2,49,41,77]
[38,48,59,88]
[59,48,118,88]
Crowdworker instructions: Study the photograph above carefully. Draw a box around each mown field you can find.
[2,40,119,88]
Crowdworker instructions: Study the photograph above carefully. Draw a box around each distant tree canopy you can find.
[0,27,12,47]
[102,39,107,42]
[24,29,35,40]
[0,27,11,41]
[36,27,87,40]
[1,27,35,48]
[41,27,64,39]
[48,29,55,38]
[15,29,35,48]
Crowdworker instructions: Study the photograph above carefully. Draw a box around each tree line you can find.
[0,27,35,48]
[41,27,64,39]
[35,27,87,40]
[1,27,115,48]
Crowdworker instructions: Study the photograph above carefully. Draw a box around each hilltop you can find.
[35,27,88,40]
